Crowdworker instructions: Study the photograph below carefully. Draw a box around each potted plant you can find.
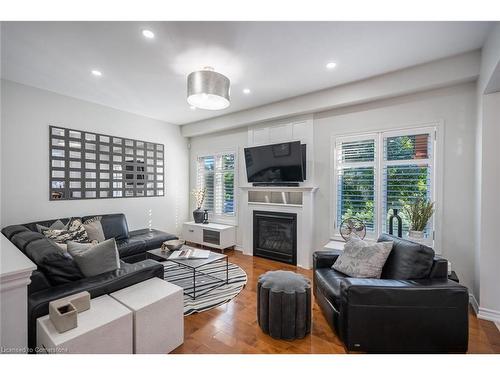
[191,188,206,223]
[403,198,434,240]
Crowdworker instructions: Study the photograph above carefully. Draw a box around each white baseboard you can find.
[234,244,244,252]
[469,293,479,315]
[495,322,500,332]
[478,307,500,323]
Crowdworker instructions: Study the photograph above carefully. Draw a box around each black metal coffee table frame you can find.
[147,248,229,300]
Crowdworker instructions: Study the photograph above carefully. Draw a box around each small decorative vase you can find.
[202,209,209,224]
[193,208,204,223]
[388,208,403,238]
[408,230,425,239]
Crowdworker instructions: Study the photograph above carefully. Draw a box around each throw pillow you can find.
[83,216,105,243]
[36,219,69,233]
[42,219,89,244]
[67,238,120,277]
[332,236,393,278]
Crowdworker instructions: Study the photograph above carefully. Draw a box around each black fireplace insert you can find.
[253,210,297,265]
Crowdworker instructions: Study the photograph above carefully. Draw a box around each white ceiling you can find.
[1,21,493,125]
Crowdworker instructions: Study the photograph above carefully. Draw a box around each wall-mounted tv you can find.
[244,141,306,185]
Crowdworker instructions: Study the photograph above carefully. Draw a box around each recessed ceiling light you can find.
[142,29,155,39]
[190,105,196,110]
[91,70,102,77]
[243,88,251,94]
[326,62,337,70]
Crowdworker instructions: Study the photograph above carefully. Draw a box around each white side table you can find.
[36,295,133,354]
[182,221,236,252]
[110,278,184,354]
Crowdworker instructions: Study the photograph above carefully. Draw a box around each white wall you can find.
[478,92,500,320]
[1,80,189,234]
[188,82,478,293]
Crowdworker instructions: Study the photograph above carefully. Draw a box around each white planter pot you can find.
[408,230,425,239]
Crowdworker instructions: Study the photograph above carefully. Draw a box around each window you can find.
[333,126,436,244]
[196,152,236,217]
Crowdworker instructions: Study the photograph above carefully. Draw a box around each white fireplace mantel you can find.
[239,186,318,269]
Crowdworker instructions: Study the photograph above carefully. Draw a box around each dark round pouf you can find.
[257,270,311,340]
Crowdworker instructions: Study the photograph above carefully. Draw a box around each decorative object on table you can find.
[161,239,185,252]
[403,198,434,240]
[62,291,91,313]
[388,208,403,238]
[187,67,230,110]
[257,270,311,340]
[168,247,210,260]
[49,125,164,201]
[339,217,366,241]
[49,300,78,333]
[202,209,209,224]
[191,187,206,223]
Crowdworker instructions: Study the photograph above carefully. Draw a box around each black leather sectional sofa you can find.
[1,213,177,350]
[313,234,469,353]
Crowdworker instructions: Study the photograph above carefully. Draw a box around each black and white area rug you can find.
[162,261,247,315]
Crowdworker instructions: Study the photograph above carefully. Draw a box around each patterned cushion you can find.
[42,219,89,244]
[332,237,393,278]
[36,219,68,233]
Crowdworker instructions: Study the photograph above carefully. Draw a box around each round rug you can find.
[161,260,247,315]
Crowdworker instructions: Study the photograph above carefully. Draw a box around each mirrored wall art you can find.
[49,125,165,200]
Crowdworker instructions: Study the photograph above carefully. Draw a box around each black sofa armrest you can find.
[428,256,448,279]
[27,259,164,349]
[338,277,469,352]
[340,277,468,306]
[28,270,52,294]
[313,250,343,270]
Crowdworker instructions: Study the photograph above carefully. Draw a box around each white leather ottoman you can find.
[36,295,133,354]
[110,277,184,354]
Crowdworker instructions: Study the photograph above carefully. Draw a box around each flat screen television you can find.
[244,141,306,184]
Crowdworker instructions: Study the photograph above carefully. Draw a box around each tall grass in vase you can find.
[403,198,434,240]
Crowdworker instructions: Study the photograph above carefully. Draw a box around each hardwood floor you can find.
[172,250,500,354]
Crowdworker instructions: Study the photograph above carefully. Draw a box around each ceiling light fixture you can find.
[91,70,102,77]
[142,29,155,39]
[243,88,251,94]
[326,62,337,70]
[187,67,230,110]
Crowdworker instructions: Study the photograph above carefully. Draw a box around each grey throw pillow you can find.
[332,237,393,278]
[83,216,105,243]
[67,238,120,277]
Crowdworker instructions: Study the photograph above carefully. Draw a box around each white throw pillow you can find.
[332,236,393,278]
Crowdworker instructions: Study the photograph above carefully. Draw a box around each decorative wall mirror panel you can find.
[49,125,164,200]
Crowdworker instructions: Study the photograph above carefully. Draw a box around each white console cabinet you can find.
[182,222,236,252]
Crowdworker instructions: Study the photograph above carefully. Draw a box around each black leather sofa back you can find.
[378,233,435,279]
[82,213,129,241]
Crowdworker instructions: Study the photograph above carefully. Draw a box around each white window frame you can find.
[195,150,238,225]
[331,122,443,252]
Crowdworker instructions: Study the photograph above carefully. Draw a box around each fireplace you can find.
[253,211,297,265]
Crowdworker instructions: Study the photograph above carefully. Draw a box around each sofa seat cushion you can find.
[116,238,147,258]
[128,229,177,250]
[314,268,348,310]
[378,234,435,280]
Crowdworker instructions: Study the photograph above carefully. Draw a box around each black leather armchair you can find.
[313,236,469,353]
